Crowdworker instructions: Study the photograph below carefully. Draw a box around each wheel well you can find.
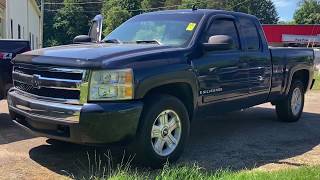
[143,83,194,120]
[292,69,309,92]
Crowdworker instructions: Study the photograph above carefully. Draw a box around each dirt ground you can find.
[0,91,320,179]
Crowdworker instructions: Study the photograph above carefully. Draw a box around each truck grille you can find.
[12,64,85,104]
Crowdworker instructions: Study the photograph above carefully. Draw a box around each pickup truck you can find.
[0,40,30,99]
[8,9,315,167]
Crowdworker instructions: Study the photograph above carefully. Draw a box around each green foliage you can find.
[43,0,279,47]
[294,0,320,24]
[142,0,165,10]
[226,0,279,24]
[179,0,278,24]
[278,21,297,25]
[164,0,182,7]
[80,163,320,180]
[103,7,131,34]
[53,0,89,45]
[101,0,141,35]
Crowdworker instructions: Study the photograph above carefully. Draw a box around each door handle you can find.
[238,62,248,68]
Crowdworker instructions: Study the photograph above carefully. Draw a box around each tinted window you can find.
[105,14,204,47]
[206,19,240,50]
[240,18,260,50]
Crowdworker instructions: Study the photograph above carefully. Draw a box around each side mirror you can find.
[89,14,104,42]
[202,35,235,51]
[73,35,92,44]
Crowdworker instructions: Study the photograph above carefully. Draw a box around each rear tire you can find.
[131,94,190,168]
[276,81,305,122]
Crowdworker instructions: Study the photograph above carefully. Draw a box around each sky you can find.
[271,0,300,21]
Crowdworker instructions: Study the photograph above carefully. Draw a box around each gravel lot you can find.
[1,91,320,179]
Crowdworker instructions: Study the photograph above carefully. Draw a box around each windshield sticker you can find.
[186,23,197,31]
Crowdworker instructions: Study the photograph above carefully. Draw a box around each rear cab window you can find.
[239,18,261,51]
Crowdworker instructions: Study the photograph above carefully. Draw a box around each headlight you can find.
[89,69,133,101]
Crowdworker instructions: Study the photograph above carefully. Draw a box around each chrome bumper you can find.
[7,88,82,123]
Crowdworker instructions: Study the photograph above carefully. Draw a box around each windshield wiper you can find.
[103,39,122,44]
[135,40,162,45]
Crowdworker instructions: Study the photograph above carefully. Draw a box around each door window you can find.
[239,18,260,51]
[205,19,240,50]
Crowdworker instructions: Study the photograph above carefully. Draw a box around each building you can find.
[262,25,320,47]
[0,0,41,49]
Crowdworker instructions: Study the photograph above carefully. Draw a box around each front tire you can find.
[132,94,190,168]
[276,81,305,122]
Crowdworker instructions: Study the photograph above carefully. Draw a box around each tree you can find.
[226,0,279,24]
[43,0,63,47]
[142,0,165,10]
[101,0,141,34]
[165,0,182,7]
[294,0,320,24]
[179,0,278,24]
[53,0,89,45]
[103,7,131,34]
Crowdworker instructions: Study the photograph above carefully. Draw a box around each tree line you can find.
[43,0,319,47]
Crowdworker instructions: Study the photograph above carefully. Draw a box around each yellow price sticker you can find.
[186,23,197,31]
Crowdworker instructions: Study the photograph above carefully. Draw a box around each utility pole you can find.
[40,0,44,48]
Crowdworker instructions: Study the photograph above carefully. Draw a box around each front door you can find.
[193,16,248,112]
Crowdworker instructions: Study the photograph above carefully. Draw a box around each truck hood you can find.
[13,43,180,68]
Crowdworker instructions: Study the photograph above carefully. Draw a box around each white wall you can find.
[6,0,41,49]
[0,7,5,38]
[27,0,40,49]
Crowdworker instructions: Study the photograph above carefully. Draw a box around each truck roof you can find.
[145,9,259,21]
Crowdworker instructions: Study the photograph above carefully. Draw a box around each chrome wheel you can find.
[291,87,302,116]
[151,110,182,157]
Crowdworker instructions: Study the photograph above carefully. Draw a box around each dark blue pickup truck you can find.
[8,9,315,167]
[0,40,30,99]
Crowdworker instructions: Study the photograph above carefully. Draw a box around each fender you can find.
[134,63,199,110]
[284,64,313,95]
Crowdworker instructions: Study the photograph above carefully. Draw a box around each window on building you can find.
[0,9,4,38]
[18,25,21,39]
[29,33,33,49]
[0,18,3,38]
[32,34,34,50]
[36,37,38,49]
[11,19,13,39]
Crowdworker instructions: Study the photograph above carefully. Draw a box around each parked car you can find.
[8,9,315,167]
[0,40,30,99]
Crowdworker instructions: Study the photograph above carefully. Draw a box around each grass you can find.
[71,152,320,180]
[88,164,320,180]
[313,72,320,90]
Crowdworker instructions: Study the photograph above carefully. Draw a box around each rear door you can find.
[193,15,249,111]
[238,17,272,104]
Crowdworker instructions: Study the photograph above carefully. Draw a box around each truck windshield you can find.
[104,13,204,47]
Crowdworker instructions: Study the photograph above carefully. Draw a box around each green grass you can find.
[78,163,320,180]
[313,72,320,90]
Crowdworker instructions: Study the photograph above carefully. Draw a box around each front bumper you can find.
[7,89,143,144]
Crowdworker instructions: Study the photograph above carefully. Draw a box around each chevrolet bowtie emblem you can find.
[31,74,41,89]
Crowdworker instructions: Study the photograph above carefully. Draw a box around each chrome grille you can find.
[13,64,85,104]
